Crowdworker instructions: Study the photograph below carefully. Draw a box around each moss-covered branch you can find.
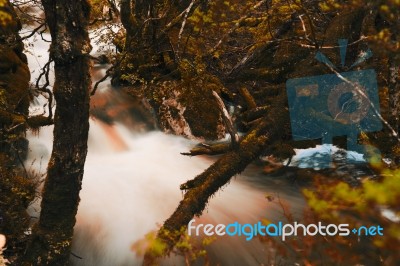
[0,110,53,132]
[241,106,269,122]
[143,105,286,264]
[238,87,257,110]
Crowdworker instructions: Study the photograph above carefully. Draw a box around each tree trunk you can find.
[115,0,174,84]
[115,0,203,85]
[0,0,35,260]
[0,0,30,172]
[22,0,92,265]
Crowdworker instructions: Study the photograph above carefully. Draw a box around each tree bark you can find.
[0,0,30,168]
[0,0,34,259]
[115,0,204,85]
[22,0,92,265]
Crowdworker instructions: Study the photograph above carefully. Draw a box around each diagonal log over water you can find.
[143,104,286,265]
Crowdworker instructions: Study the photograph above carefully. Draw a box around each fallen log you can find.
[143,107,285,265]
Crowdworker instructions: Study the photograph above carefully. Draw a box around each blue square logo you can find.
[286,40,382,167]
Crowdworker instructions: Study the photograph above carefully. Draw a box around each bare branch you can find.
[212,90,239,148]
[90,65,114,96]
[35,59,54,120]
[176,0,196,60]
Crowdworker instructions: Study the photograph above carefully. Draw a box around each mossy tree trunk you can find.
[0,0,35,259]
[22,0,92,265]
[116,0,172,84]
[115,0,203,85]
[0,0,30,173]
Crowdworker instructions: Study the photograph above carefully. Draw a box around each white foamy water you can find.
[73,124,214,265]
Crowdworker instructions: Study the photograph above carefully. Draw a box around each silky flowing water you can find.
[26,96,306,265]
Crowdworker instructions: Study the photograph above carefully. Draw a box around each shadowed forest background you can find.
[0,0,400,265]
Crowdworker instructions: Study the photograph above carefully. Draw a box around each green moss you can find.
[0,0,12,28]
[0,167,36,253]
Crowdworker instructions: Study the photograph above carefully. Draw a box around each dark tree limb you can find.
[91,65,113,96]
[35,59,54,120]
[143,110,284,265]
[181,142,231,156]
[27,115,53,129]
[20,22,45,40]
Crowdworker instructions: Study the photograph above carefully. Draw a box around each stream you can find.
[26,95,307,265]
[23,29,308,266]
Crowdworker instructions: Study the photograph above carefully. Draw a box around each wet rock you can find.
[146,76,227,140]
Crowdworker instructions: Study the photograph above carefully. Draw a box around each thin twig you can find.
[35,59,54,120]
[177,0,196,61]
[90,66,113,96]
[21,23,45,40]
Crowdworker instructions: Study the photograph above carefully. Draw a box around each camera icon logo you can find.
[286,39,382,167]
